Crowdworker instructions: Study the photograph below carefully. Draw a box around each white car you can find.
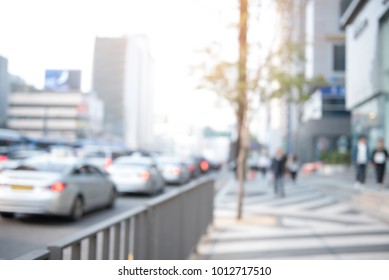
[108,156,165,195]
[155,156,191,185]
[0,149,48,171]
[81,149,113,172]
[0,156,116,220]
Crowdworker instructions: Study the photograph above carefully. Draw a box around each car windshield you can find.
[156,156,182,165]
[113,157,152,167]
[12,157,75,173]
[84,151,109,158]
[7,150,47,160]
[110,164,149,173]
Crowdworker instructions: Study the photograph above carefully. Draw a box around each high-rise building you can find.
[0,56,9,128]
[264,0,306,156]
[92,35,154,149]
[296,0,351,163]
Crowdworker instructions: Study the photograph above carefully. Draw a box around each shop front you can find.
[352,95,386,149]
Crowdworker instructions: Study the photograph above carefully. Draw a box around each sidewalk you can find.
[193,173,389,260]
[308,172,389,224]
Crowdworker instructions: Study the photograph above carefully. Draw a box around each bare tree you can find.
[196,0,273,220]
[196,0,318,219]
[236,0,249,220]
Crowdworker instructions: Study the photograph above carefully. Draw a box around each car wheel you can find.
[107,189,117,208]
[0,212,15,219]
[69,196,84,221]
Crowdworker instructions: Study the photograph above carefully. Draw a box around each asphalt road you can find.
[0,172,227,259]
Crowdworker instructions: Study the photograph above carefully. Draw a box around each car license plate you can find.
[11,185,33,191]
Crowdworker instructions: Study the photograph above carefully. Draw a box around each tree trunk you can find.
[236,0,248,220]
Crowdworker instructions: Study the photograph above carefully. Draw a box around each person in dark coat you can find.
[371,138,388,186]
[271,148,287,197]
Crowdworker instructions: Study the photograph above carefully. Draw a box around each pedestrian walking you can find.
[257,152,270,178]
[287,154,299,184]
[371,138,388,187]
[271,148,287,197]
[352,135,370,188]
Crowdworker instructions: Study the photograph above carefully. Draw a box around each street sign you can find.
[320,86,345,98]
[203,128,231,138]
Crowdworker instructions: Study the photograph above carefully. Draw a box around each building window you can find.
[333,45,346,72]
[340,0,353,17]
[339,0,353,31]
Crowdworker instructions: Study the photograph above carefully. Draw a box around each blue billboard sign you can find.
[45,70,81,92]
[320,86,345,98]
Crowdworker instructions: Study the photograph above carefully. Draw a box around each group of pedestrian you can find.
[258,149,299,198]
[353,135,389,189]
[253,135,388,198]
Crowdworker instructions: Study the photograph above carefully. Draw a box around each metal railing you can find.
[16,177,214,260]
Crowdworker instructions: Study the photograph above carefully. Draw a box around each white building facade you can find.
[341,0,389,148]
[7,92,103,141]
[124,36,155,149]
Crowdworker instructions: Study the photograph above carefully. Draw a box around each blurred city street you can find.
[0,0,389,260]
[196,173,389,260]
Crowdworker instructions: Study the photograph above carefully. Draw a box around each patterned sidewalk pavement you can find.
[195,174,389,260]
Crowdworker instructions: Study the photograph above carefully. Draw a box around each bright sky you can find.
[0,0,276,130]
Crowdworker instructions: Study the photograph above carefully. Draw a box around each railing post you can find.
[133,209,151,260]
[102,228,110,260]
[129,218,135,260]
[88,234,97,260]
[48,246,63,260]
[71,242,81,260]
[123,219,130,260]
[113,223,121,259]
[147,208,155,259]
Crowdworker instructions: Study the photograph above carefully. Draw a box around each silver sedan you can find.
[108,156,165,195]
[155,156,191,185]
[0,156,117,221]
